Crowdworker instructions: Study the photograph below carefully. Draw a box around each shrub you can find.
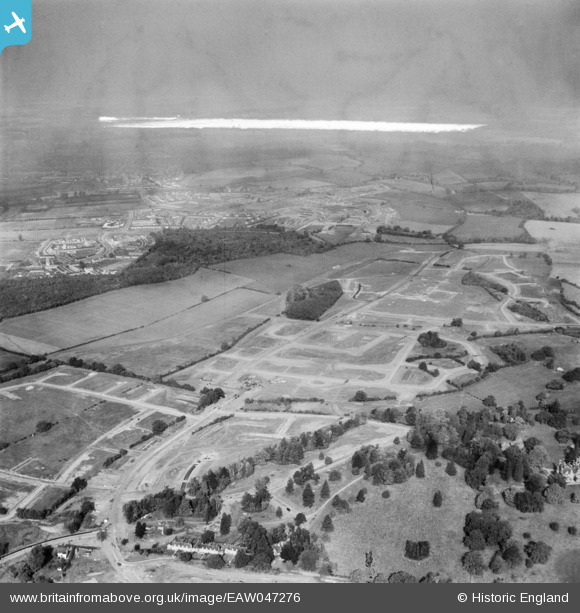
[405,540,430,561]
[328,469,342,482]
[381,490,391,499]
[393,437,400,445]
[433,491,443,508]
[549,522,559,532]
[324,456,332,465]
[388,571,418,583]
[523,532,531,539]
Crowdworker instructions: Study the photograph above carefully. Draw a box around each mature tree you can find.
[220,513,232,536]
[27,545,53,573]
[134,521,146,539]
[433,491,443,508]
[71,477,88,492]
[353,390,368,402]
[299,547,320,571]
[233,550,251,568]
[151,420,168,435]
[205,555,225,570]
[356,489,367,503]
[200,529,215,544]
[502,542,524,568]
[285,478,295,494]
[445,461,457,476]
[462,551,486,576]
[321,514,334,533]
[302,484,315,508]
[464,529,486,551]
[320,480,330,500]
[294,512,307,526]
[451,318,463,327]
[544,483,565,505]
[416,460,425,479]
[524,541,552,564]
[275,506,283,519]
[426,436,439,460]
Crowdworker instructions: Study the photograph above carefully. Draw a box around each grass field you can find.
[323,459,475,581]
[523,193,580,219]
[451,215,527,242]
[0,385,136,477]
[58,293,270,377]
[0,268,253,350]
[525,221,580,245]
[480,332,580,371]
[417,361,574,414]
[211,243,409,294]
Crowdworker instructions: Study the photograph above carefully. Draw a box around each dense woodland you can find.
[0,228,329,319]
[285,280,343,320]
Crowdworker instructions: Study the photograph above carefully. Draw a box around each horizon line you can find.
[98,117,485,133]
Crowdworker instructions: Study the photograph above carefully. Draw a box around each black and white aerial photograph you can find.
[0,0,579,587]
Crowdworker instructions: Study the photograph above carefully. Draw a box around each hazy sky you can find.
[1,0,579,122]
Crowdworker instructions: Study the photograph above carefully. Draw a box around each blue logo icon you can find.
[0,0,31,56]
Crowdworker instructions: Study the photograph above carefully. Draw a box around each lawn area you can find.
[322,459,475,581]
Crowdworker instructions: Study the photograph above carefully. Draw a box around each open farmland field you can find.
[525,220,580,246]
[451,191,509,213]
[57,291,271,377]
[523,193,580,219]
[323,460,475,581]
[0,383,137,478]
[0,268,254,351]
[450,214,527,242]
[210,242,411,294]
[370,190,463,229]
